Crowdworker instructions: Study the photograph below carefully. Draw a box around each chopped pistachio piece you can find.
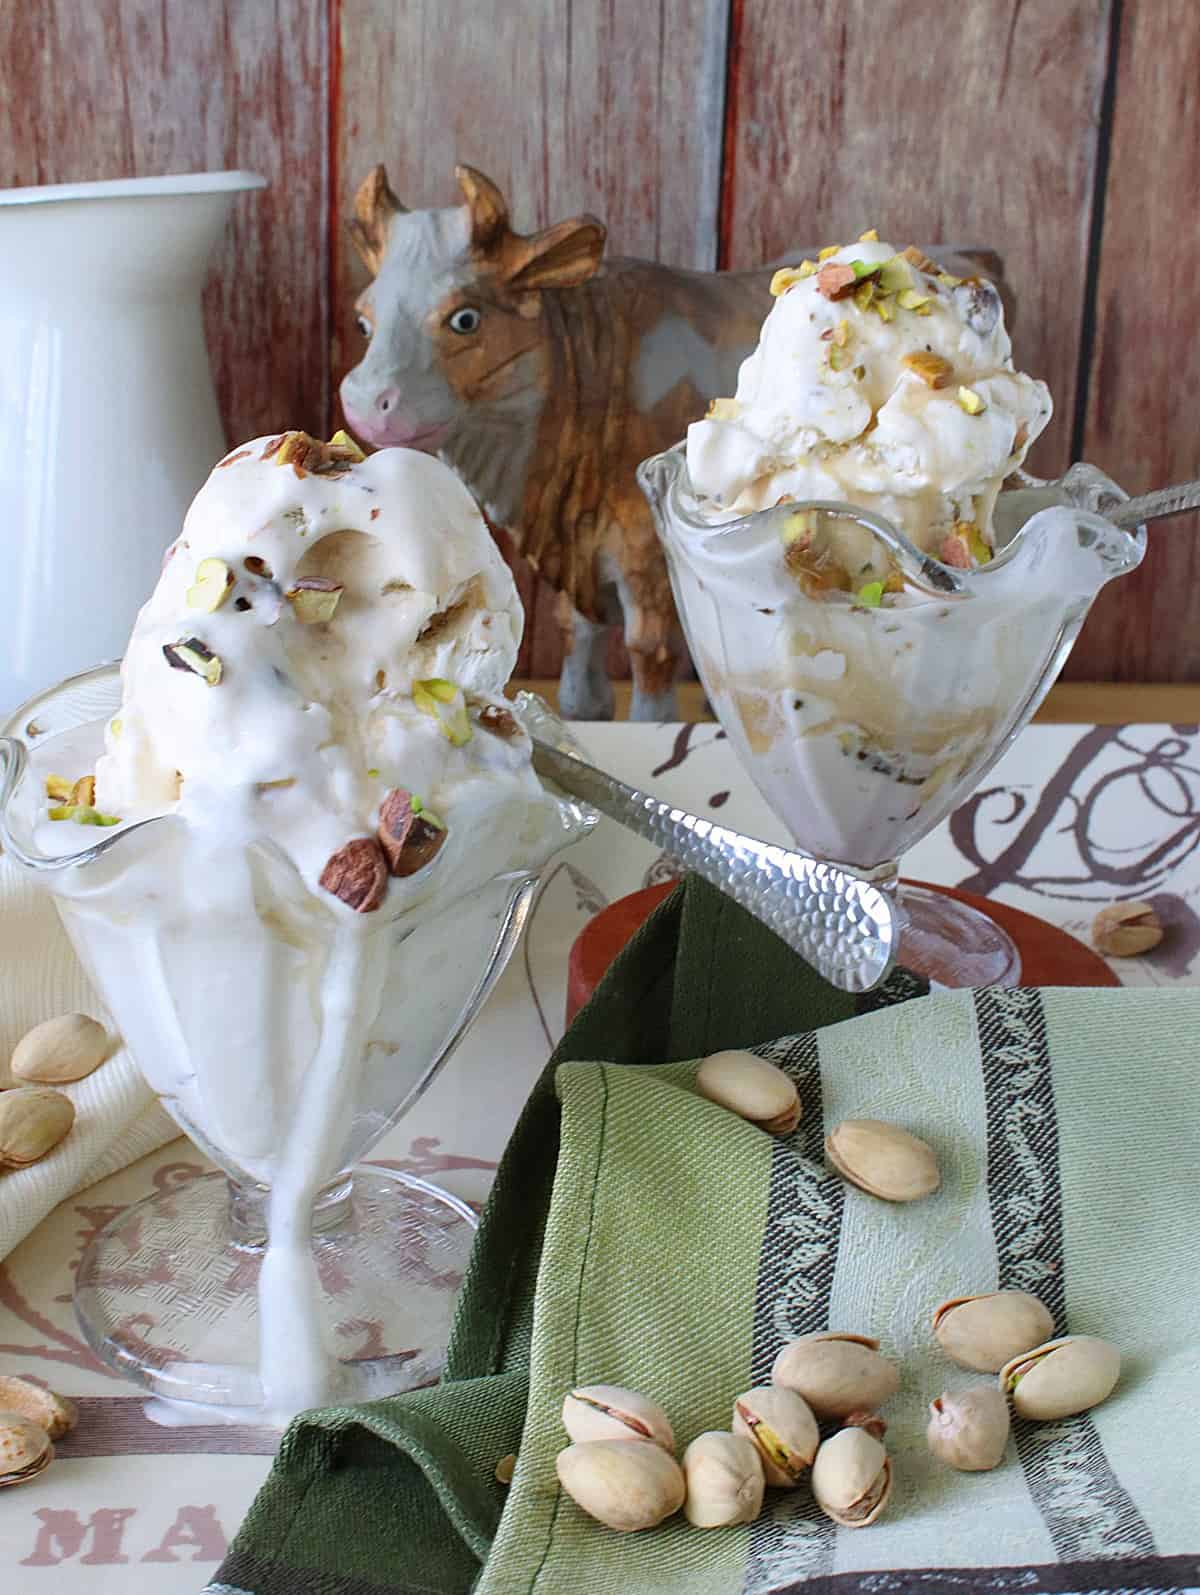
[957,385,987,415]
[856,581,885,608]
[851,258,880,280]
[779,510,816,546]
[828,345,851,372]
[285,578,344,623]
[413,679,472,746]
[874,296,896,323]
[163,638,223,686]
[876,257,913,295]
[48,805,121,827]
[797,259,818,278]
[853,279,876,311]
[937,271,963,288]
[897,288,931,311]
[44,775,73,802]
[902,352,954,388]
[186,557,235,613]
[770,267,807,297]
[858,227,879,242]
[326,428,365,461]
[818,244,842,261]
[833,319,851,347]
[706,396,741,421]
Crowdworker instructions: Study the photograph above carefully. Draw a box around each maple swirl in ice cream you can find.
[648,238,1082,870]
[22,431,576,1421]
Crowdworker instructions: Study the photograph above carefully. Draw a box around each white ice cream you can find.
[25,433,578,1423]
[686,240,1051,566]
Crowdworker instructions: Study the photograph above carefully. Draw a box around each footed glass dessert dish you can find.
[639,446,1146,987]
[0,665,595,1424]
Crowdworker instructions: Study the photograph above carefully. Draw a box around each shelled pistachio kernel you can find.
[695,1050,800,1135]
[186,557,235,612]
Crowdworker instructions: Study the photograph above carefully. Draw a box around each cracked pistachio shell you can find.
[927,1386,1010,1471]
[556,1439,685,1531]
[696,1051,801,1135]
[0,1411,54,1488]
[932,1291,1055,1373]
[811,1427,892,1527]
[732,1385,819,1487]
[682,1431,765,1527]
[0,1378,77,1442]
[999,1336,1120,1420]
[825,1118,940,1202]
[561,1385,674,1451]
[771,1332,899,1420]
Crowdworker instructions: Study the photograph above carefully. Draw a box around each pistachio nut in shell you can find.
[555,1439,685,1531]
[561,1385,674,1451]
[999,1336,1120,1421]
[825,1118,940,1202]
[732,1385,819,1486]
[696,1050,801,1135]
[682,1431,765,1527]
[771,1333,899,1420]
[926,1386,1010,1471]
[0,1411,54,1488]
[11,1013,108,1086]
[0,1377,77,1442]
[932,1291,1055,1373]
[811,1426,892,1527]
[0,1087,76,1169]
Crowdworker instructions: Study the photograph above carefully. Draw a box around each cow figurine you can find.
[340,165,1004,720]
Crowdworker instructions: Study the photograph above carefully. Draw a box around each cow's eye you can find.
[355,313,372,338]
[447,306,482,335]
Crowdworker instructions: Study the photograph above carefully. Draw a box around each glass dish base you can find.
[894,882,1021,988]
[74,1166,477,1424]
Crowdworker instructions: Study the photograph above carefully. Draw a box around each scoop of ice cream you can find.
[94,432,542,895]
[686,240,1052,564]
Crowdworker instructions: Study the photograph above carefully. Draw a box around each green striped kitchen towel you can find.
[211,876,1199,1595]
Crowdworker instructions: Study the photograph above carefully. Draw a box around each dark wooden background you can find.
[4,0,1197,685]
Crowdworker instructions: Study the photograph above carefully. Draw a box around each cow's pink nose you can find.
[374,388,400,415]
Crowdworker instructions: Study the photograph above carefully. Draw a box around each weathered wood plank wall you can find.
[2,0,1196,684]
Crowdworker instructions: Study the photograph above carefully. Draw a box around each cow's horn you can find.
[349,164,406,275]
[456,164,509,248]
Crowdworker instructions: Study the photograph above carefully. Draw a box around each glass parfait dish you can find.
[0,664,594,1425]
[638,446,1146,986]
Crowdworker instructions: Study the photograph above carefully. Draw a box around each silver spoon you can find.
[517,696,896,994]
[1109,478,1200,529]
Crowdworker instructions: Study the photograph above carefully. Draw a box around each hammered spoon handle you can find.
[529,736,896,993]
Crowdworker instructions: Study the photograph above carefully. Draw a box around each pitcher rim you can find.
[0,171,268,208]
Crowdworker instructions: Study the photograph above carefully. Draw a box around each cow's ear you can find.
[505,216,606,291]
[349,164,406,275]
[456,164,509,250]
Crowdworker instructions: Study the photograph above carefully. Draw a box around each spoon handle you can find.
[530,737,896,993]
[1110,479,1200,528]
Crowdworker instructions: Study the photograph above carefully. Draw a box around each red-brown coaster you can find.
[565,879,1118,1026]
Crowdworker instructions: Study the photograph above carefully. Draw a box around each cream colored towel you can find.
[0,853,180,1260]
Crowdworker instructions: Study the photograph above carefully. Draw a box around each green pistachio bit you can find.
[853,363,867,380]
[856,581,885,608]
[850,258,879,280]
[853,280,876,311]
[779,510,815,546]
[422,678,458,704]
[49,804,120,826]
[897,288,930,310]
[874,296,896,322]
[413,682,438,718]
[876,258,912,295]
[828,345,851,372]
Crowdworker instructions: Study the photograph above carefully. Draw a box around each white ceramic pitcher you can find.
[0,171,266,713]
